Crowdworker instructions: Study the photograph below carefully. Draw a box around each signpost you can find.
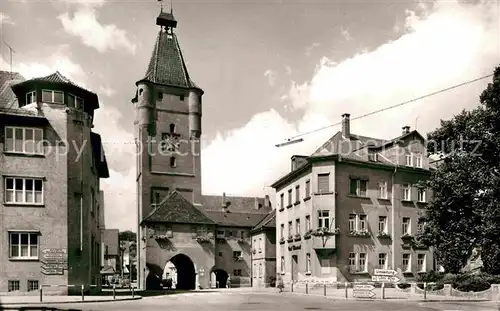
[41,249,67,275]
[352,284,375,299]
[374,269,397,276]
[371,275,400,283]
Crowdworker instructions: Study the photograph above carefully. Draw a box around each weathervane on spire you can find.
[158,0,163,12]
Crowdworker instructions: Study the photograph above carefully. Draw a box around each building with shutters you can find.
[133,9,276,290]
[271,113,435,284]
[0,70,109,294]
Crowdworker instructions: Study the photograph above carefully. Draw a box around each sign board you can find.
[353,284,375,291]
[372,275,400,283]
[353,290,375,298]
[41,267,64,275]
[41,248,68,273]
[374,269,397,276]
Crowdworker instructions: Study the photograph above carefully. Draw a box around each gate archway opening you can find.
[164,254,196,290]
[213,269,228,288]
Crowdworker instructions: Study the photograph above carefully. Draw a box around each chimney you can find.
[222,192,227,212]
[341,113,350,139]
[402,126,410,135]
[264,195,270,207]
[254,197,260,210]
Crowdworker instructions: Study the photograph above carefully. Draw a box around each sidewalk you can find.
[0,295,141,305]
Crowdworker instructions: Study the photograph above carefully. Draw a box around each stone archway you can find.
[213,269,228,288]
[166,254,196,290]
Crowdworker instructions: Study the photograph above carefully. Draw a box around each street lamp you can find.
[275,138,304,148]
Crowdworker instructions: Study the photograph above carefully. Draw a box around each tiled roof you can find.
[202,195,272,214]
[251,209,276,232]
[27,71,96,95]
[204,210,269,227]
[0,70,24,108]
[141,29,201,90]
[142,191,215,225]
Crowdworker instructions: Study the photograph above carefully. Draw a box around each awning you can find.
[100,265,115,275]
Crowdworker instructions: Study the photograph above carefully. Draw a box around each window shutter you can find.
[318,174,329,193]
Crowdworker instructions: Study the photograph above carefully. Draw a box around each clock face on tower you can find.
[161,133,180,153]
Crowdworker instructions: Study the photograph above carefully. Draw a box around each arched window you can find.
[169,124,176,133]
[170,157,176,168]
[139,88,143,96]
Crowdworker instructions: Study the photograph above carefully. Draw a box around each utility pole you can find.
[3,41,15,74]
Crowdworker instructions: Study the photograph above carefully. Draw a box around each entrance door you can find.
[291,255,298,282]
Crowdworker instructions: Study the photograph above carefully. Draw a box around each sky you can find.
[1,0,499,231]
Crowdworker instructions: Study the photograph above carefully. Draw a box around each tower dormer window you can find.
[158,92,163,100]
[42,90,64,104]
[169,124,176,133]
[68,94,84,110]
[170,157,176,168]
[25,91,36,106]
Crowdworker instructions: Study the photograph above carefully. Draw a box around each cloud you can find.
[0,12,14,25]
[58,5,137,54]
[264,69,277,87]
[201,0,500,197]
[341,27,352,41]
[99,85,116,97]
[285,65,292,75]
[305,42,320,56]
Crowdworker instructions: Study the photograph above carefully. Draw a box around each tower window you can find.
[170,157,176,168]
[139,88,143,96]
[169,124,176,133]
[180,95,184,101]
[158,92,163,100]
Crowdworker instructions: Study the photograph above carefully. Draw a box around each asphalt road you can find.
[2,292,499,311]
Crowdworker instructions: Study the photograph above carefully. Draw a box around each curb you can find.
[0,296,142,305]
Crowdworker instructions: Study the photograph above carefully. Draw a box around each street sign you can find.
[374,269,397,276]
[372,275,400,283]
[353,290,375,298]
[41,267,64,275]
[353,284,375,291]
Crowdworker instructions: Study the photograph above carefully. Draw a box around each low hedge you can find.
[415,271,500,292]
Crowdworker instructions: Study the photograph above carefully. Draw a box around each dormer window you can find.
[25,91,36,105]
[68,94,84,110]
[42,90,64,104]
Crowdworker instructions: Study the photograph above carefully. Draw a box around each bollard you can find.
[39,285,43,302]
[81,284,84,301]
[132,286,135,298]
[381,282,385,300]
[345,282,348,299]
[423,282,427,301]
[306,283,308,294]
[113,284,116,300]
[324,284,326,296]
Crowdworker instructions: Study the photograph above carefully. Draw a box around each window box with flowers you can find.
[279,206,285,212]
[196,236,211,243]
[377,232,391,238]
[312,227,340,237]
[279,237,285,244]
[154,234,169,240]
[348,230,370,237]
[233,256,244,261]
[303,229,313,239]
[294,233,301,241]
[401,233,413,240]
[287,235,294,242]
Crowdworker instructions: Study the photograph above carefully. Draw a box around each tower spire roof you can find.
[137,9,202,92]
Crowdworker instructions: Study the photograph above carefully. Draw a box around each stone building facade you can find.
[271,113,434,284]
[133,10,276,290]
[0,70,109,294]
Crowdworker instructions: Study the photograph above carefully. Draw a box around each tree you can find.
[119,230,137,242]
[418,66,500,274]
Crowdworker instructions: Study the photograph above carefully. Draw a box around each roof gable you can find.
[142,191,214,225]
[251,210,276,232]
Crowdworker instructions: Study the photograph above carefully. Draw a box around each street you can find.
[2,291,499,311]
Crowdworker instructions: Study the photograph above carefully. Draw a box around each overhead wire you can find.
[284,74,494,142]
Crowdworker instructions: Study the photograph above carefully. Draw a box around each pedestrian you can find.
[277,276,284,293]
